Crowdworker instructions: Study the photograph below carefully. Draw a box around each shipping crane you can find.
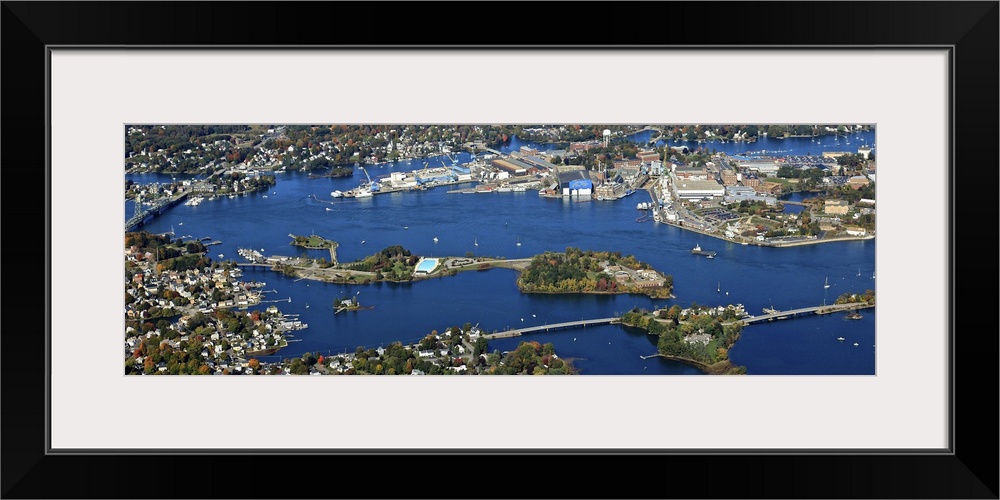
[359,165,379,192]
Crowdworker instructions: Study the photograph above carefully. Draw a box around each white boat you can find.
[262,195,268,199]
[218,254,224,259]
[824,277,830,289]
[717,282,721,293]
[474,237,479,247]
[857,267,862,277]
[331,190,343,198]
[837,337,845,341]
[433,237,439,243]
[325,208,332,212]
[853,342,859,346]
[516,237,521,247]
[355,189,373,198]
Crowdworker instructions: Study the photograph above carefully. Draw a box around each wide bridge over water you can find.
[481,302,873,340]
[741,302,874,325]
[483,317,620,340]
[126,192,188,232]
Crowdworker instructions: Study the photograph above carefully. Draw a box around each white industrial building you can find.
[674,179,725,199]
[737,159,780,176]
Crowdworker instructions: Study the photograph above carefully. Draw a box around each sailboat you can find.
[824,277,830,289]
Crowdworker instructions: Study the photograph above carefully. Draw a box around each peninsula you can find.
[248,242,674,298]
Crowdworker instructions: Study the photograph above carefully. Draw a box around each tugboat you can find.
[691,244,717,258]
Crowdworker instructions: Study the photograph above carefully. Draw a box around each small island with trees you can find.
[619,303,748,374]
[516,247,673,298]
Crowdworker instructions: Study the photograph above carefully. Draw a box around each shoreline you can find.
[517,288,674,300]
[656,219,874,248]
[638,354,739,375]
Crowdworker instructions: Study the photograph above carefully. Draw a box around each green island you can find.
[834,289,876,305]
[517,247,674,298]
[333,294,373,314]
[289,233,339,263]
[619,304,748,374]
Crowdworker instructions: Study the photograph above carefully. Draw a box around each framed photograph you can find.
[5,2,996,498]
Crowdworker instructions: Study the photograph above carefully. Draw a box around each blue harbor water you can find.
[625,128,876,158]
[126,134,876,375]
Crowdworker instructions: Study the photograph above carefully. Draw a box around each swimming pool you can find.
[415,258,438,273]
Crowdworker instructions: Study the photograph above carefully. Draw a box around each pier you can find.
[236,262,274,269]
[741,302,874,325]
[483,317,620,340]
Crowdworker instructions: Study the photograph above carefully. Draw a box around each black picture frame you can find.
[3,2,996,498]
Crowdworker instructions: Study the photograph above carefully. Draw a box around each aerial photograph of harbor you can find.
[124,124,876,376]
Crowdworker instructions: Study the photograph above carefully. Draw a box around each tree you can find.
[303,352,317,366]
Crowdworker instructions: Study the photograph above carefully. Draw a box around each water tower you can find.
[603,129,611,147]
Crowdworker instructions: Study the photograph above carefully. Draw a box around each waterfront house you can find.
[683,333,712,346]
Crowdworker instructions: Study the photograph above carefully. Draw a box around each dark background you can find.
[2,2,997,498]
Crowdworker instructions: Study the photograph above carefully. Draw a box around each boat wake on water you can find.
[307,194,336,205]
